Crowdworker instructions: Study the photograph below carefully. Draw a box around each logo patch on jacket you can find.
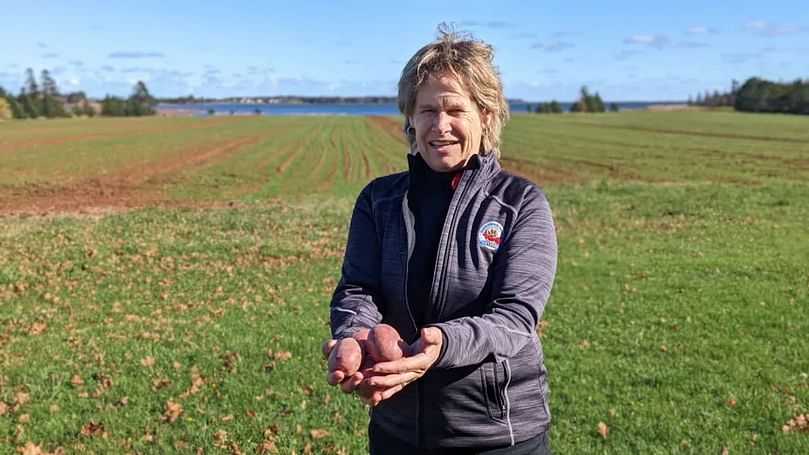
[478,221,503,251]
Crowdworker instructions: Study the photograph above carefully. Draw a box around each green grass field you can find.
[1,112,808,453]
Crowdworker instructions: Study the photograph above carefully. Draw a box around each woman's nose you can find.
[432,112,451,134]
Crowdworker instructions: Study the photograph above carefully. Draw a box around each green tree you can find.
[0,97,11,121]
[40,69,66,118]
[66,91,87,103]
[19,89,39,119]
[101,95,126,116]
[82,102,96,117]
[24,68,39,98]
[19,68,42,118]
[592,92,605,112]
[581,86,594,112]
[126,81,156,116]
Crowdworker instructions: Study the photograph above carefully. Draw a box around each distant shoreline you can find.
[156,100,689,117]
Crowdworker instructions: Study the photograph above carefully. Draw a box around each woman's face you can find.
[410,74,490,173]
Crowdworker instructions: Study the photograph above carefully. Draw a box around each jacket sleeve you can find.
[330,182,384,340]
[432,186,557,369]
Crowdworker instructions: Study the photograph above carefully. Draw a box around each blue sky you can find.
[1,0,807,101]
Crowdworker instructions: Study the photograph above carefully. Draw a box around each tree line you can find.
[0,68,157,120]
[689,77,809,115]
[528,86,620,114]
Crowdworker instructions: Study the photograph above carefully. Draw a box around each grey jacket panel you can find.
[330,153,557,449]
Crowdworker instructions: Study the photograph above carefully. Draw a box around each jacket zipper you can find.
[402,192,423,448]
[430,168,478,321]
[401,193,419,335]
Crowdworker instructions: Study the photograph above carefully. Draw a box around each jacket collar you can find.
[406,152,500,184]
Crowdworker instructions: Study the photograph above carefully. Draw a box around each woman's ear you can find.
[482,110,493,132]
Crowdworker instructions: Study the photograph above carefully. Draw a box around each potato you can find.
[353,327,370,345]
[367,324,404,362]
[328,337,362,376]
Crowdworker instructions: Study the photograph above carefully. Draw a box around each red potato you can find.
[328,337,363,376]
[367,324,405,362]
[353,328,370,349]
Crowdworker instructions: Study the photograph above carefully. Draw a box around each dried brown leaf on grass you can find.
[213,429,229,448]
[159,400,183,423]
[274,351,292,361]
[257,440,278,454]
[15,442,61,455]
[537,320,550,338]
[141,356,155,367]
[15,442,41,455]
[27,322,47,336]
[310,429,330,439]
[152,378,172,390]
[12,391,30,412]
[782,413,809,433]
[222,351,241,372]
[597,421,609,439]
[179,366,206,398]
[79,421,107,438]
[83,373,112,398]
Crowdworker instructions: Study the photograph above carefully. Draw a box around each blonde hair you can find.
[398,25,510,158]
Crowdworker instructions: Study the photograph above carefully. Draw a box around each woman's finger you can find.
[372,352,432,375]
[378,384,404,401]
[322,339,338,359]
[340,371,364,394]
[326,370,345,386]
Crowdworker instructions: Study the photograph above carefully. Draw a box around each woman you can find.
[324,28,557,454]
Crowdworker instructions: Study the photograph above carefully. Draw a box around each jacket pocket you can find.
[480,359,508,422]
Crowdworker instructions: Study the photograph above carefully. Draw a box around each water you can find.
[157,103,402,116]
[157,101,684,116]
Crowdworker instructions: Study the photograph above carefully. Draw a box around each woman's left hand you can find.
[362,327,443,405]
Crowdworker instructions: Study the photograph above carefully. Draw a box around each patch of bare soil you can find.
[0,136,259,217]
[368,116,406,145]
[500,156,586,185]
[0,117,244,152]
[572,121,808,144]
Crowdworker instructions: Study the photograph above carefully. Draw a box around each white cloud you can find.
[743,21,805,36]
[624,34,671,48]
[458,21,515,30]
[108,51,165,59]
[721,52,760,64]
[623,34,707,49]
[530,40,574,52]
[686,26,717,34]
